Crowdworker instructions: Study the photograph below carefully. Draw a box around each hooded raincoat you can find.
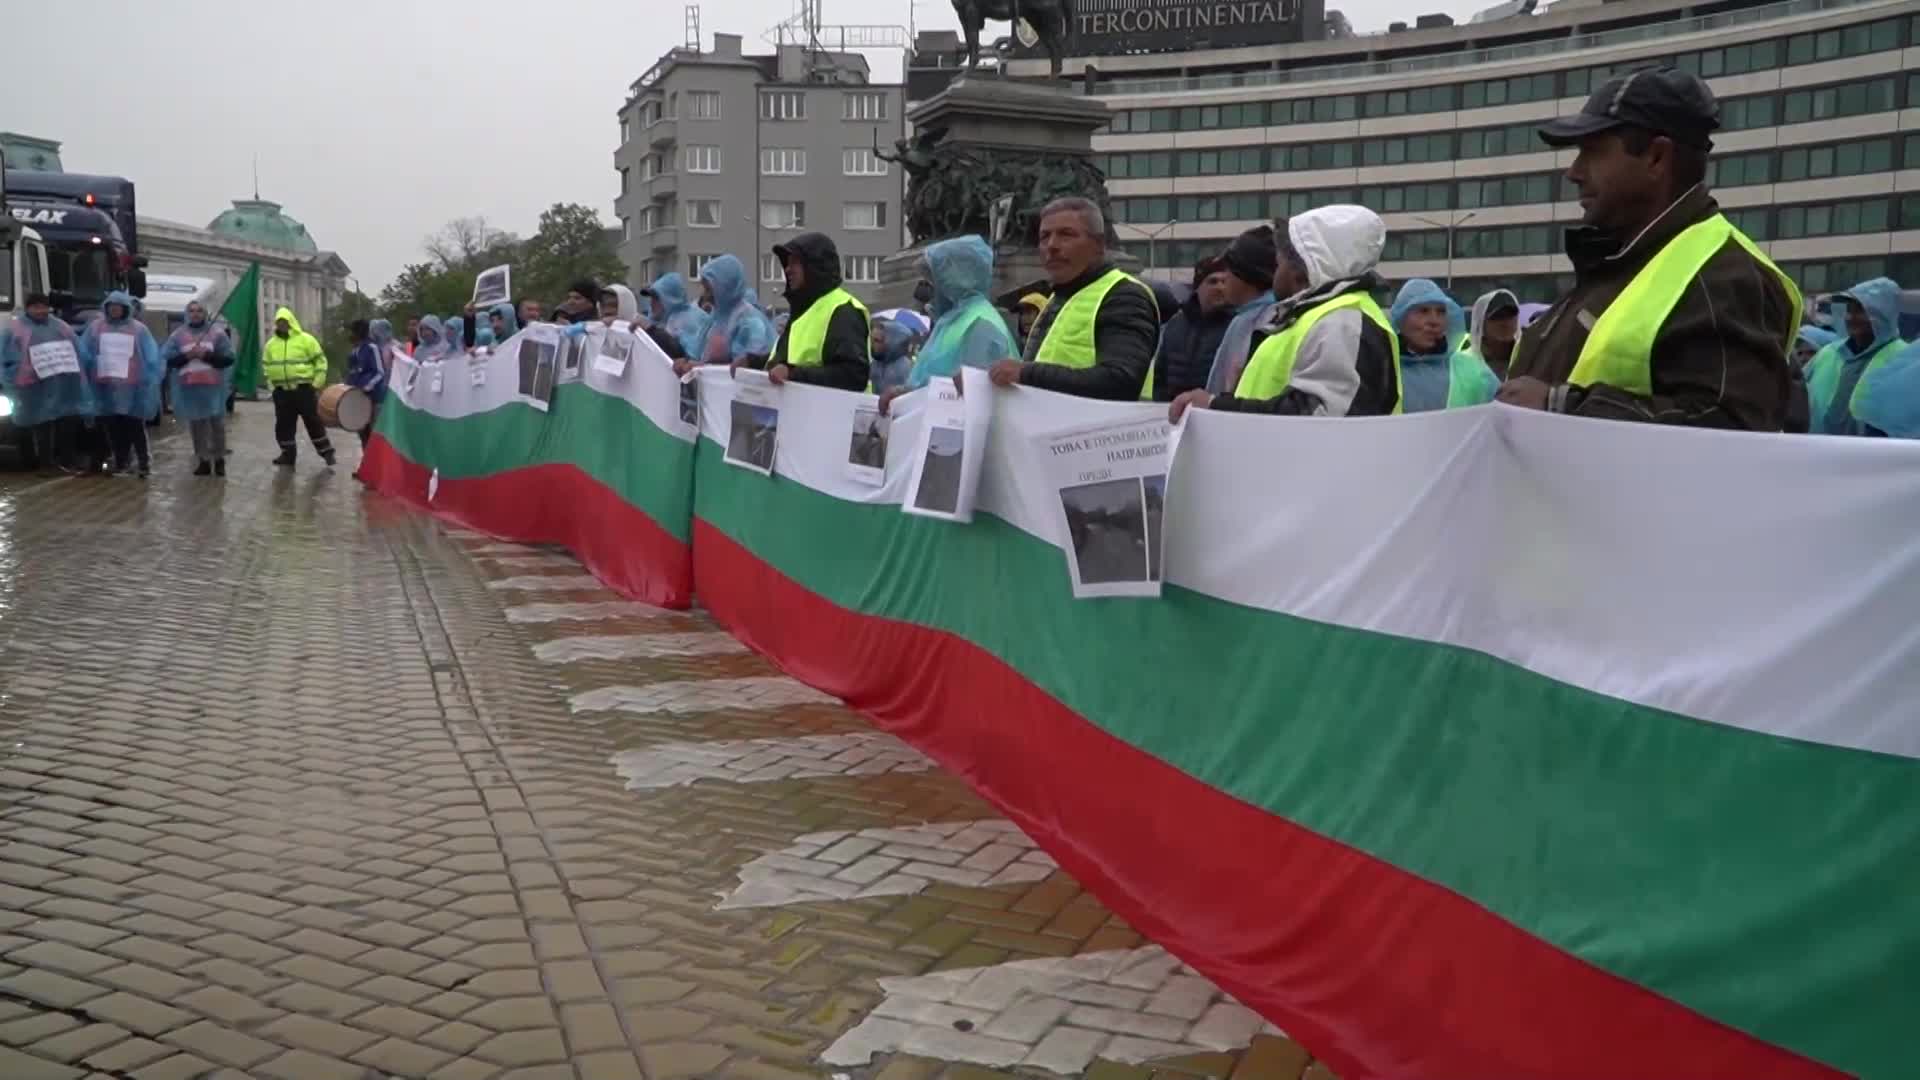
[645,273,704,359]
[603,284,640,322]
[694,255,777,365]
[413,315,451,363]
[1466,288,1521,379]
[1851,336,1920,438]
[764,232,869,391]
[1805,277,1906,436]
[487,303,519,346]
[1212,206,1399,416]
[262,306,327,389]
[162,308,236,422]
[869,317,917,394]
[907,236,1014,391]
[444,316,466,353]
[81,291,165,419]
[1390,279,1498,413]
[2,306,91,425]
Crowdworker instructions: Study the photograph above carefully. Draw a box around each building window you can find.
[688,254,719,277]
[761,90,806,121]
[761,147,807,175]
[842,255,881,283]
[620,216,631,241]
[761,201,805,229]
[762,253,785,282]
[1782,76,1898,125]
[843,91,888,121]
[843,202,887,230]
[1779,137,1894,182]
[688,91,722,119]
[685,145,721,173]
[619,166,630,196]
[685,200,723,228]
[842,148,889,176]
[620,116,630,145]
[637,205,658,231]
[639,153,667,181]
[637,258,653,285]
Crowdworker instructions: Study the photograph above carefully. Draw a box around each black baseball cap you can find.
[1539,66,1719,150]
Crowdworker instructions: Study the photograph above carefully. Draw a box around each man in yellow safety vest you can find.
[1168,205,1400,421]
[740,232,870,391]
[987,197,1160,401]
[1497,66,1799,429]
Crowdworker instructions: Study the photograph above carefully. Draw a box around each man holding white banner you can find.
[746,232,870,392]
[992,197,1159,402]
[1170,205,1400,421]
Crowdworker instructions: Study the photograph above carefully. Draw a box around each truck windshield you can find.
[48,246,115,307]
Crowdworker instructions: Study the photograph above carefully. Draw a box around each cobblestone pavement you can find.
[0,409,1338,1080]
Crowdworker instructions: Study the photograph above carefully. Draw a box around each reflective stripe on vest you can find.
[1234,292,1401,414]
[1572,214,1801,397]
[1033,268,1138,370]
[785,287,869,368]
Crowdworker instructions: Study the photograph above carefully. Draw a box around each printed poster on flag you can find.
[1037,415,1180,598]
[903,367,992,523]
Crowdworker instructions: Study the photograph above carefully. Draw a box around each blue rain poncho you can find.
[413,315,451,363]
[647,272,705,359]
[474,326,496,348]
[80,291,164,419]
[162,309,235,422]
[2,308,92,425]
[1388,279,1497,413]
[444,316,467,352]
[1852,337,1920,438]
[906,236,1014,391]
[1805,277,1905,436]
[487,303,519,344]
[1796,325,1839,354]
[694,256,777,364]
[359,319,395,403]
[870,317,917,394]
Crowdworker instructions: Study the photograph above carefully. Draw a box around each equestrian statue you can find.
[951,0,1074,79]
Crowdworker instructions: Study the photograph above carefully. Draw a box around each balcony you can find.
[646,172,678,201]
[650,227,680,253]
[648,118,678,148]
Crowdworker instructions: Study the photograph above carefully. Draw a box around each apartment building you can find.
[615,34,906,306]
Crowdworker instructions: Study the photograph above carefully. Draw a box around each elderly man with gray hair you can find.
[985,196,1161,400]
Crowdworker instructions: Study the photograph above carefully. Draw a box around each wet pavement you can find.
[0,406,1336,1080]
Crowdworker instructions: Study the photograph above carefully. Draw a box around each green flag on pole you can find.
[220,262,263,396]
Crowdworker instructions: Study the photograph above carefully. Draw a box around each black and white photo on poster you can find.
[846,404,889,486]
[678,376,700,429]
[725,374,779,476]
[557,331,588,380]
[472,264,511,308]
[1038,415,1179,598]
[595,322,636,378]
[517,324,559,412]
[902,367,992,523]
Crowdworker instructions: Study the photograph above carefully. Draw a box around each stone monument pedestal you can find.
[870,75,1135,312]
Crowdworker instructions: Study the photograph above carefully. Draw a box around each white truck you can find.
[0,208,55,465]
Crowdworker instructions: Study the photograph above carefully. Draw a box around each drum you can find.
[318,384,374,432]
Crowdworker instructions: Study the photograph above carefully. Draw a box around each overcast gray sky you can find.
[9,0,1485,296]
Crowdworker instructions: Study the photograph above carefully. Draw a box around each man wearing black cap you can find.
[1203,224,1282,395]
[740,232,869,391]
[557,280,600,324]
[1497,66,1800,430]
[1150,257,1231,402]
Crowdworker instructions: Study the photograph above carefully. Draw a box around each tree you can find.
[517,203,626,309]
[423,216,519,271]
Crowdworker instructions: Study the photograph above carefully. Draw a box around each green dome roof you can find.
[206,198,319,253]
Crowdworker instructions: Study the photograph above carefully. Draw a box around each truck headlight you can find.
[0,395,13,419]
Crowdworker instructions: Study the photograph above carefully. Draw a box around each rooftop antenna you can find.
[685,3,700,50]
[251,154,260,200]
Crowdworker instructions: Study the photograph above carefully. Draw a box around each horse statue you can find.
[951,0,1074,79]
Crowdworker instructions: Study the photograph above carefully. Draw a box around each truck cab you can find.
[0,218,55,463]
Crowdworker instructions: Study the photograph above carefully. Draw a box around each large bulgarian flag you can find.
[368,335,1920,1079]
[361,325,695,607]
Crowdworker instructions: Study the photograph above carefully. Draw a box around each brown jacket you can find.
[1511,185,1796,430]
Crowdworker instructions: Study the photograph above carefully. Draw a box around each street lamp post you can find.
[1117,219,1181,282]
[1410,211,1478,289]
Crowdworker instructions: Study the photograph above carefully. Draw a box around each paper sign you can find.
[846,402,889,486]
[431,367,444,394]
[903,367,992,523]
[678,375,699,430]
[470,356,487,387]
[725,372,778,477]
[595,326,635,377]
[472,264,511,308]
[28,340,79,378]
[182,358,219,385]
[517,326,558,412]
[96,334,135,380]
[1037,415,1179,599]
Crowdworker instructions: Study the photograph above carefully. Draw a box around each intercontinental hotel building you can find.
[999,0,1920,302]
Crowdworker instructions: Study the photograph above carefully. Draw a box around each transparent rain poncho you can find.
[162,311,235,422]
[80,290,165,418]
[2,308,93,424]
[906,236,1014,391]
